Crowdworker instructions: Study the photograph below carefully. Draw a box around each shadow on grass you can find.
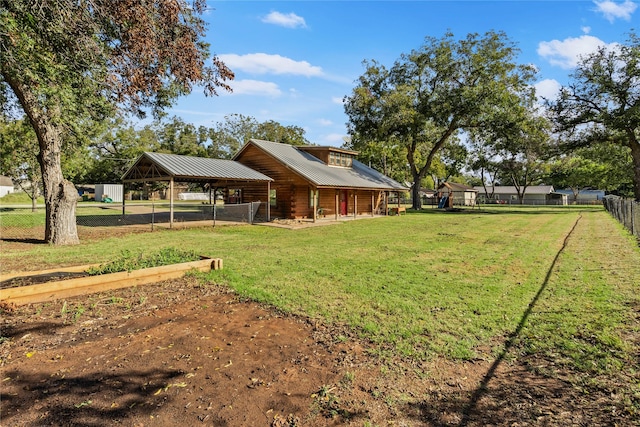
[402,215,585,426]
[0,237,46,244]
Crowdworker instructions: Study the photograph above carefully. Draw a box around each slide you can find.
[438,196,448,209]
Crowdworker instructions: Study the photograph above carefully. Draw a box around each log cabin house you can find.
[233,139,407,221]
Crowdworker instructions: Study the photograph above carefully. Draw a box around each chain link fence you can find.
[0,201,267,240]
[603,196,639,242]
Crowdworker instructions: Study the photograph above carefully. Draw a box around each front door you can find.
[340,190,348,215]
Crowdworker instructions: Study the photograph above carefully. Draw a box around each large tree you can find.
[344,31,536,209]
[547,32,640,201]
[0,0,233,244]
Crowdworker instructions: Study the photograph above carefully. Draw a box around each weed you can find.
[341,371,355,387]
[86,247,200,275]
[72,305,85,322]
[60,301,68,317]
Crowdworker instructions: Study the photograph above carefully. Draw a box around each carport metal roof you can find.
[122,152,273,183]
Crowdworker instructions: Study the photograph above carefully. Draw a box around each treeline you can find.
[0,114,309,189]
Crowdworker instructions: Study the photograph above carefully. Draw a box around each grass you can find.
[2,205,639,376]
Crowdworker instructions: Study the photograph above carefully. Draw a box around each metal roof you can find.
[122,152,273,182]
[473,185,555,195]
[236,139,407,191]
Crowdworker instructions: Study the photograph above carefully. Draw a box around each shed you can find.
[95,184,123,203]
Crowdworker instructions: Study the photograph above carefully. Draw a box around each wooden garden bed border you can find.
[0,257,223,306]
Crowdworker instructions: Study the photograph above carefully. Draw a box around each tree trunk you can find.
[412,183,421,210]
[39,144,80,245]
[4,74,80,244]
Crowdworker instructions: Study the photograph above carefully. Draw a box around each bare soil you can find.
[1,231,637,426]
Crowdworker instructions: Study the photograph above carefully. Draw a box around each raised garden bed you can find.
[0,256,222,306]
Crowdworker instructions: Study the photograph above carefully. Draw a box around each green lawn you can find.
[2,206,639,377]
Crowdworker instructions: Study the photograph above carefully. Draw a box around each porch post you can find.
[267,181,271,222]
[169,178,174,228]
[354,192,357,219]
[371,191,375,217]
[335,191,339,220]
[312,187,317,223]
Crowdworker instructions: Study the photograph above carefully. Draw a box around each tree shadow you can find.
[1,368,183,426]
[0,237,46,244]
[401,215,584,426]
[0,321,68,341]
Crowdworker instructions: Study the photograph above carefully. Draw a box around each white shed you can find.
[95,184,123,203]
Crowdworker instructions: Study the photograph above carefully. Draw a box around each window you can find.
[270,189,277,207]
[329,152,353,167]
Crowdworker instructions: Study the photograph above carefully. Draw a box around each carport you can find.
[121,152,274,227]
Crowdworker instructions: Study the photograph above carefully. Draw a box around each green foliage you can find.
[86,247,201,275]
[345,30,537,208]
[548,31,640,200]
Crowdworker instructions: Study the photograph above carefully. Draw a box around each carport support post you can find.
[122,183,126,216]
[384,191,389,215]
[169,178,174,228]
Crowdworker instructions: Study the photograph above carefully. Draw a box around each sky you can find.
[160,0,638,147]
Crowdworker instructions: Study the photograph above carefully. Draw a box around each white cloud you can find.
[537,35,616,68]
[219,53,323,77]
[534,79,562,101]
[261,11,307,29]
[318,118,333,126]
[593,0,637,22]
[332,96,345,105]
[225,79,282,97]
[581,26,592,34]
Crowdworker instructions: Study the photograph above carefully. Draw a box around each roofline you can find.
[236,140,406,190]
[235,139,317,184]
[298,145,359,155]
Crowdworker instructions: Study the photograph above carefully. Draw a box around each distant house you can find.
[0,176,14,198]
[233,139,407,220]
[436,182,477,207]
[555,188,605,204]
[474,185,567,205]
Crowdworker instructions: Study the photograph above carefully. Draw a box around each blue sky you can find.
[162,0,638,147]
